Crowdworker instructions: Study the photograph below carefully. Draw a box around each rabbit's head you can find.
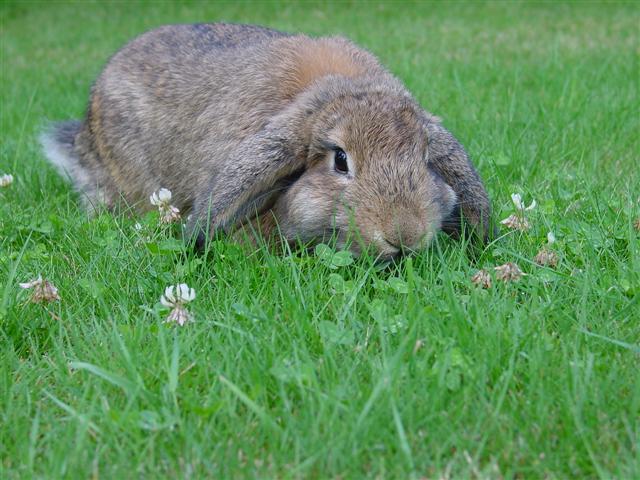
[269,87,457,260]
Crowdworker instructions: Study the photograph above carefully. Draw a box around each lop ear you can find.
[424,118,494,242]
[188,105,311,249]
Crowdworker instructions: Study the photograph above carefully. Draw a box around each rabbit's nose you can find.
[385,216,426,252]
[371,231,401,260]
[381,238,402,258]
[378,244,402,262]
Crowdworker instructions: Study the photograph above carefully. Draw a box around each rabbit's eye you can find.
[334,148,349,174]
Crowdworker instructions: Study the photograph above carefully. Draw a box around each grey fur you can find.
[42,23,492,258]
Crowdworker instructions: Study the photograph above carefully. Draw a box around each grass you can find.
[1,1,639,478]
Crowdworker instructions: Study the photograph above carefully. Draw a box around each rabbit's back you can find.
[69,23,387,210]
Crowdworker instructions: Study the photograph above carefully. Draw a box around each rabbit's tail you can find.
[40,119,84,181]
[40,120,109,211]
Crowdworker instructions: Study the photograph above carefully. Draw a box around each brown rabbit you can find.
[42,23,492,259]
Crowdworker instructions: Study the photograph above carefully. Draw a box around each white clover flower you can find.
[160,283,195,326]
[501,193,537,231]
[161,284,196,306]
[150,188,181,223]
[150,188,172,206]
[500,214,531,231]
[471,269,492,289]
[160,205,181,224]
[534,248,559,268]
[494,262,525,282]
[547,231,556,244]
[534,231,559,267]
[165,305,192,326]
[19,275,60,303]
[511,193,537,212]
[1,173,14,187]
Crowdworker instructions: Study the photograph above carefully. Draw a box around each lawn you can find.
[1,1,639,478]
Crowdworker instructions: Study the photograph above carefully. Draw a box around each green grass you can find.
[2,1,639,478]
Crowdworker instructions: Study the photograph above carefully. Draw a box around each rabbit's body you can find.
[43,23,492,258]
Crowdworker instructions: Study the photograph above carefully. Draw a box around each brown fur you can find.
[41,23,493,259]
[281,38,371,98]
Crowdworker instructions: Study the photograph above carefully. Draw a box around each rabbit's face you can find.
[273,94,457,259]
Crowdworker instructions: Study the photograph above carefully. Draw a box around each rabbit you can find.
[41,23,492,259]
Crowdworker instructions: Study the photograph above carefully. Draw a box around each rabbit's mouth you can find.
[333,226,439,261]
